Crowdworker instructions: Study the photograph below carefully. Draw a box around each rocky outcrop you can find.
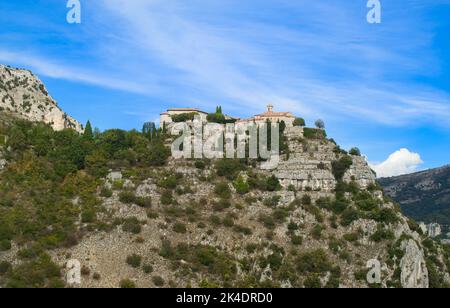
[400,240,429,288]
[0,65,83,132]
[275,127,376,192]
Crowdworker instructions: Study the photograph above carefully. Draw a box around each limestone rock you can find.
[400,239,429,288]
[0,65,83,133]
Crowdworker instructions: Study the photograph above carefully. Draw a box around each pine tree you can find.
[84,120,93,140]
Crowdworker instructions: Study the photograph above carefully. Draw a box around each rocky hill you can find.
[0,65,83,133]
[0,69,449,288]
[379,166,450,224]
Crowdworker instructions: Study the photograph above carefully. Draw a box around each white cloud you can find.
[370,148,424,178]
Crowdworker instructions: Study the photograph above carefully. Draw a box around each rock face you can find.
[0,65,83,132]
[379,165,450,224]
[400,240,429,288]
[275,126,376,192]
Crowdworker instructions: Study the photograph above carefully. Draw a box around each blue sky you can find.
[1,0,450,176]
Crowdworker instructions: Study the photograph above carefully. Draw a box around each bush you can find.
[296,249,332,274]
[293,118,306,127]
[194,160,206,170]
[122,217,142,234]
[265,175,281,192]
[0,261,12,275]
[126,254,142,268]
[143,264,154,274]
[0,239,11,251]
[152,276,165,287]
[264,195,281,207]
[214,159,246,180]
[173,222,187,234]
[160,190,174,205]
[119,191,137,204]
[371,227,395,242]
[291,235,303,246]
[100,187,113,198]
[340,208,359,227]
[214,182,231,199]
[349,147,361,156]
[120,279,136,288]
[304,274,322,288]
[311,225,324,240]
[332,156,353,181]
[303,128,326,139]
[233,176,250,195]
[171,112,197,123]
[213,199,231,211]
[135,196,152,208]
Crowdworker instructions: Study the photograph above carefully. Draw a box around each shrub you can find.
[126,254,142,268]
[301,194,312,205]
[222,215,235,228]
[214,159,246,180]
[233,176,250,195]
[349,147,361,156]
[158,175,179,190]
[119,191,137,204]
[233,225,252,235]
[100,187,113,198]
[135,196,152,208]
[152,276,165,287]
[214,182,231,199]
[311,225,324,240]
[293,118,306,127]
[171,112,197,123]
[93,273,101,280]
[160,190,174,205]
[296,249,332,274]
[303,128,326,139]
[0,261,12,275]
[265,175,281,192]
[194,160,206,169]
[371,227,395,242]
[122,217,142,234]
[120,279,136,288]
[263,195,280,208]
[173,222,187,234]
[369,208,399,225]
[0,239,11,251]
[143,264,154,274]
[259,214,276,230]
[340,208,359,227]
[213,199,231,211]
[304,274,322,288]
[291,235,303,246]
[331,156,353,181]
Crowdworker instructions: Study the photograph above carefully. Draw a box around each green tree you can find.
[293,118,306,127]
[83,120,93,141]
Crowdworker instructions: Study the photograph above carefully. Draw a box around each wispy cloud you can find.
[1,0,450,127]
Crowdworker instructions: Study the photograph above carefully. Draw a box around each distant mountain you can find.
[379,166,450,224]
[0,64,83,132]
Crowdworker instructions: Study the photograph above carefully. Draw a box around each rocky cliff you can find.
[0,65,83,133]
[379,165,450,224]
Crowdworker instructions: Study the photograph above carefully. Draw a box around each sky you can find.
[1,0,450,177]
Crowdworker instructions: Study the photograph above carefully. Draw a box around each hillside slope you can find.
[379,166,450,224]
[0,68,449,288]
[0,65,83,133]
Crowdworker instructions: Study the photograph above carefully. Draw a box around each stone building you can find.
[237,104,296,127]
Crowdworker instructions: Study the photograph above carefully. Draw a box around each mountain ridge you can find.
[0,64,83,133]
